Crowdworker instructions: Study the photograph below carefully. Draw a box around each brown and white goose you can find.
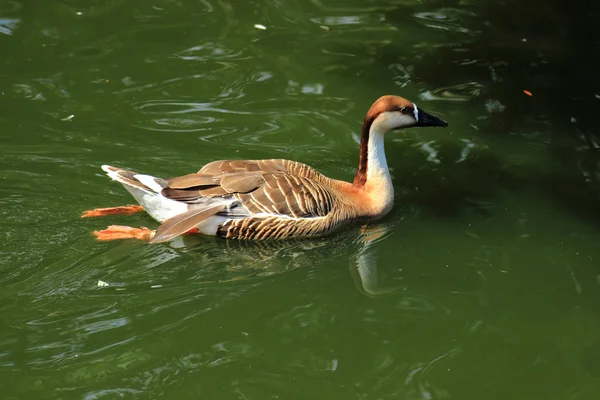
[83,95,448,243]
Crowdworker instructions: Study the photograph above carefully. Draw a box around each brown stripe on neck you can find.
[353,114,376,186]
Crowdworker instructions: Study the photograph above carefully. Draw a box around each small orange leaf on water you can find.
[523,90,533,96]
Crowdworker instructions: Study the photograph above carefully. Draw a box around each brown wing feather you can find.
[198,186,229,197]
[230,173,333,218]
[149,204,226,243]
[220,174,264,193]
[198,159,315,176]
[162,159,335,218]
[160,188,206,202]
[168,174,219,189]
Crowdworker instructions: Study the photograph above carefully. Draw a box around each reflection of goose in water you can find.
[83,95,447,243]
[140,222,405,297]
[351,223,404,297]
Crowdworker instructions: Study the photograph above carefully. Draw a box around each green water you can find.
[2,0,600,398]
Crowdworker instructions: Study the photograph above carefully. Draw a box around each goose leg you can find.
[93,225,155,241]
[81,205,145,218]
[92,225,200,242]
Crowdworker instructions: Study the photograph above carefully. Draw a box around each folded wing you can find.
[161,159,335,219]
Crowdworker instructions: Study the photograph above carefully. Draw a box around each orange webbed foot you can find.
[81,205,145,218]
[93,225,155,241]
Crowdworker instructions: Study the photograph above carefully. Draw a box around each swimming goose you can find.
[83,95,447,243]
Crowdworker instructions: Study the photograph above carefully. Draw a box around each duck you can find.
[82,95,448,243]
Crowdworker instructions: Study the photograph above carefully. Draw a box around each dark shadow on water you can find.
[377,0,600,224]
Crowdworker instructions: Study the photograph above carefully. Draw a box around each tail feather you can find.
[101,165,167,194]
[101,164,188,223]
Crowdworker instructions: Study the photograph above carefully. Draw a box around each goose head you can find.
[365,95,448,134]
[354,95,448,187]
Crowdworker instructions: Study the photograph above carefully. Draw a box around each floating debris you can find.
[61,114,74,122]
[523,90,533,96]
[254,24,267,30]
[97,280,109,287]
[150,284,162,289]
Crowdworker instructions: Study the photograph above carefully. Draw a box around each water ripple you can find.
[175,42,247,61]
[414,8,477,34]
[2,0,599,398]
[0,17,19,35]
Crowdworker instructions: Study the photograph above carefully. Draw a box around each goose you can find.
[83,95,448,243]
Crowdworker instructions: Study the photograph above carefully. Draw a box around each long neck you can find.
[353,117,391,187]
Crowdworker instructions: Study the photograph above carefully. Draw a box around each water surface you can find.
[2,0,600,398]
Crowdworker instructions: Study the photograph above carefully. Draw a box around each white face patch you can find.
[413,103,419,121]
[374,111,416,132]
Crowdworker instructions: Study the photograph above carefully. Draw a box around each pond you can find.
[1,0,600,398]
